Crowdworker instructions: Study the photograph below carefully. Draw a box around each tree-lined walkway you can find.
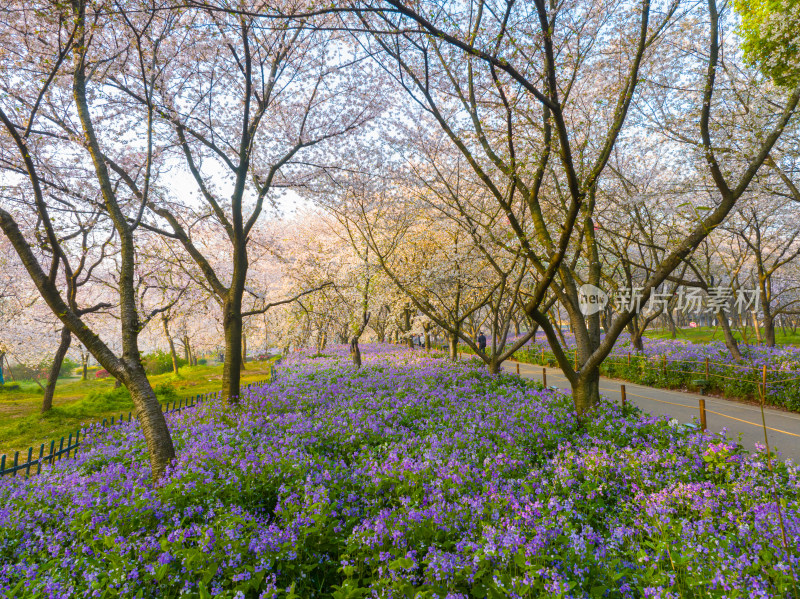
[511,361,800,462]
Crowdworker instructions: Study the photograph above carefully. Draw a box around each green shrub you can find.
[153,382,180,404]
[142,350,187,375]
[58,358,79,379]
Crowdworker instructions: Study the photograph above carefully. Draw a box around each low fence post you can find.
[620,384,626,407]
[542,368,547,388]
[699,399,707,430]
[516,363,520,375]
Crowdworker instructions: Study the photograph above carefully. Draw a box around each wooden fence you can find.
[0,375,272,479]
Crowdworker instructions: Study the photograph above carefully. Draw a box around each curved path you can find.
[508,360,800,463]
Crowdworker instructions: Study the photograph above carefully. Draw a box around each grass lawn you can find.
[0,359,274,458]
[645,326,800,345]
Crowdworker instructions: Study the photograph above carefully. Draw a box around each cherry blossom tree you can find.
[329,0,800,414]
[106,4,380,400]
[0,0,175,478]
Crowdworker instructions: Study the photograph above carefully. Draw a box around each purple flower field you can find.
[1,345,798,598]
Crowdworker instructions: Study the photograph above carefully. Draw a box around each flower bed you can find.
[1,345,798,598]
[509,333,800,410]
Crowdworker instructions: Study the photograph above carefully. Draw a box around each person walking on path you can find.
[478,332,487,355]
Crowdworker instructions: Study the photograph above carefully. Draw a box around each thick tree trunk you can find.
[572,368,601,417]
[350,337,362,368]
[42,326,71,413]
[487,359,501,375]
[222,297,244,403]
[763,307,776,347]
[162,315,180,375]
[241,332,247,369]
[448,332,459,361]
[628,317,644,351]
[125,365,176,480]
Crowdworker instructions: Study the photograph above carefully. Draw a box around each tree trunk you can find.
[0,351,5,384]
[718,310,742,360]
[667,309,677,339]
[572,368,601,417]
[763,306,776,347]
[183,336,195,367]
[222,297,244,403]
[81,353,88,381]
[3,354,15,381]
[42,326,71,413]
[487,359,501,375]
[162,315,180,376]
[424,330,431,351]
[752,311,763,343]
[448,332,459,361]
[125,365,176,480]
[403,308,413,348]
[350,337,362,368]
[628,317,644,351]
[241,332,247,369]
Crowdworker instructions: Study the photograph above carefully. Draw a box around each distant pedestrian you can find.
[478,331,487,354]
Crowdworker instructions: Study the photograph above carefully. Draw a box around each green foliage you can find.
[735,0,800,87]
[142,350,187,375]
[58,358,78,379]
[63,387,135,416]
[0,383,21,393]
[55,383,179,417]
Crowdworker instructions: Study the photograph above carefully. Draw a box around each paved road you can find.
[507,360,800,463]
